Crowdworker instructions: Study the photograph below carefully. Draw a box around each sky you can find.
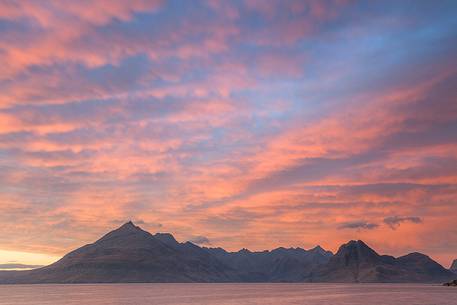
[0,0,456,268]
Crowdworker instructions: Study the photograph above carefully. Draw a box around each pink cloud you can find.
[0,0,456,268]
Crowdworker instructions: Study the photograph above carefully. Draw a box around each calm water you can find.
[0,283,456,305]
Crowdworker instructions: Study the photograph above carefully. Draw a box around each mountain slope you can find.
[0,222,236,283]
[450,259,457,274]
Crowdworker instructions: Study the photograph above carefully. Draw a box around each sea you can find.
[0,283,456,305]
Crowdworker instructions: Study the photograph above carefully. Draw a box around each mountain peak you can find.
[334,239,380,264]
[94,221,149,245]
[121,220,136,228]
[450,259,457,271]
[346,239,366,246]
[309,245,332,256]
[400,252,429,259]
[341,240,371,250]
[310,245,324,252]
[154,232,179,247]
[238,248,251,254]
[115,221,144,233]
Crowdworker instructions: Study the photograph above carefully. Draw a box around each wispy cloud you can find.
[338,221,379,230]
[384,216,423,230]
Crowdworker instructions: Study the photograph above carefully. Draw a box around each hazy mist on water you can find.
[0,283,456,305]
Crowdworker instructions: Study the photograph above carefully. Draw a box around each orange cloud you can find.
[0,0,456,268]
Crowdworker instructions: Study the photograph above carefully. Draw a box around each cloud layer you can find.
[0,0,456,266]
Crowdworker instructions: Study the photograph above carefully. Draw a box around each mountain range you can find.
[0,221,454,284]
[451,259,457,274]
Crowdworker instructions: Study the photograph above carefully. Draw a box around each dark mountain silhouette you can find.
[451,259,457,273]
[0,222,453,283]
[0,222,237,283]
[0,264,43,270]
[205,245,333,282]
[312,240,454,283]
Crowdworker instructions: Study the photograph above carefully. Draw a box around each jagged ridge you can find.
[0,222,453,284]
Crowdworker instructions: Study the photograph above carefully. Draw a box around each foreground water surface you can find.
[0,283,456,305]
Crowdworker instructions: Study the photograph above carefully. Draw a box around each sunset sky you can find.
[0,0,456,268]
